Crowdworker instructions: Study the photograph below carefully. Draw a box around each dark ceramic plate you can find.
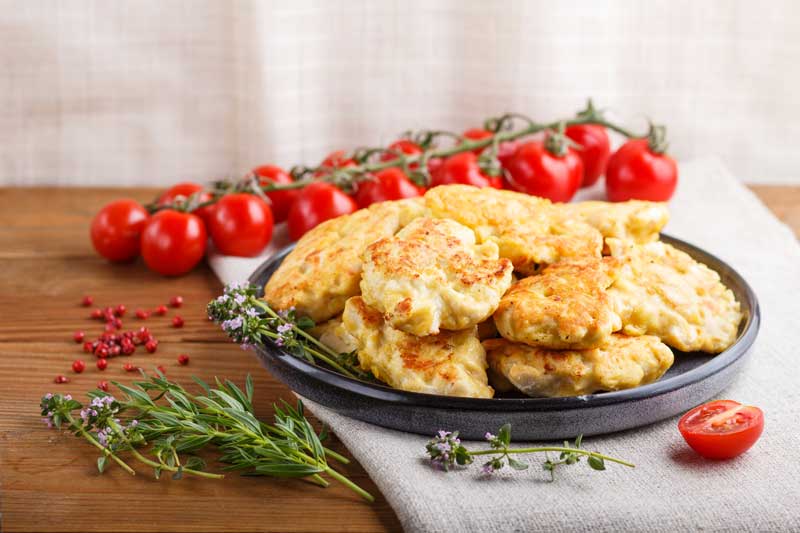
[248,235,759,440]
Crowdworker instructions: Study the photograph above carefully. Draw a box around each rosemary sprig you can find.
[426,424,634,479]
[207,282,373,382]
[40,372,374,502]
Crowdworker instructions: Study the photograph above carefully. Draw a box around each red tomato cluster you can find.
[91,183,275,276]
[90,124,679,275]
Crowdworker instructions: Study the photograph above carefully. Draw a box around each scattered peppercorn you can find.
[97,380,109,392]
[172,316,184,328]
[73,331,85,343]
[169,295,183,308]
[72,360,86,373]
[96,358,108,370]
[54,375,69,384]
[177,354,190,366]
[145,340,158,353]
[81,295,94,307]
[115,304,126,317]
[123,363,137,372]
[154,304,168,316]
[90,308,103,319]
[135,309,149,320]
[157,365,167,374]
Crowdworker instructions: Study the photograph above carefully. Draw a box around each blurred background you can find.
[2,0,798,186]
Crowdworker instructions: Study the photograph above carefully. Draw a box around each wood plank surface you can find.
[0,185,797,533]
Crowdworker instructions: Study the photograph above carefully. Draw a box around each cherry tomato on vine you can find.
[314,150,357,176]
[505,140,583,202]
[208,193,274,257]
[253,165,297,223]
[287,182,357,240]
[678,400,764,460]
[565,125,611,188]
[462,128,519,168]
[140,210,207,276]
[431,152,502,189]
[355,168,422,208]
[380,139,423,163]
[605,139,678,202]
[90,199,149,262]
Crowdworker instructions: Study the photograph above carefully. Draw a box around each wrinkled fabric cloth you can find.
[211,158,800,532]
[3,1,800,186]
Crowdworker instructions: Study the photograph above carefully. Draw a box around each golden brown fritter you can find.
[342,296,494,398]
[424,185,602,274]
[263,198,425,323]
[360,217,513,336]
[309,315,357,354]
[606,238,743,353]
[559,200,669,245]
[484,334,674,398]
[493,258,623,349]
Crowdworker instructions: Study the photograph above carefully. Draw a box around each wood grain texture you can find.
[0,186,797,533]
[0,188,402,533]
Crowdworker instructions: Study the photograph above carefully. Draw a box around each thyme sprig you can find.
[207,282,372,382]
[40,373,373,502]
[426,424,634,480]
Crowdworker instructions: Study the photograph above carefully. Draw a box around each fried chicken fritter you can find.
[343,296,494,398]
[606,238,743,353]
[559,200,669,245]
[424,185,602,274]
[493,258,623,349]
[263,198,425,323]
[484,334,674,398]
[360,217,513,336]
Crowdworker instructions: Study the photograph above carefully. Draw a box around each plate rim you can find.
[248,233,760,412]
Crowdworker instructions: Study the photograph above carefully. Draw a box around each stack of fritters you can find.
[264,185,743,399]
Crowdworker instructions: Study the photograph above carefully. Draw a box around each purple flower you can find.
[277,323,292,334]
[485,432,495,441]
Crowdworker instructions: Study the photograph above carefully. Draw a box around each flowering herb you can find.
[426,424,634,480]
[39,372,373,502]
[207,282,372,381]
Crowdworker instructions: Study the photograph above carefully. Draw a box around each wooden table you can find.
[0,186,797,533]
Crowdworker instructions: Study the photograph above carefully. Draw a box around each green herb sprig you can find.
[40,372,373,502]
[207,282,372,381]
[426,424,634,480]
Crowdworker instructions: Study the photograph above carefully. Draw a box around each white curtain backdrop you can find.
[2,0,798,186]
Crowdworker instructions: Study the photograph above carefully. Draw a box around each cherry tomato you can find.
[157,182,213,222]
[355,168,422,208]
[431,152,502,189]
[314,150,357,176]
[90,199,149,262]
[678,400,764,460]
[380,140,423,162]
[606,139,678,202]
[140,210,207,276]
[463,128,519,168]
[252,165,297,223]
[287,182,357,240]
[505,141,583,202]
[565,124,611,188]
[208,193,274,257]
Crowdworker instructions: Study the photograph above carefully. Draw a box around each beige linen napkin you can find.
[209,157,800,532]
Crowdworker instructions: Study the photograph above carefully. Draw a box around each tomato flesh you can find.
[678,400,764,459]
[253,165,297,223]
[287,182,357,241]
[355,168,422,208]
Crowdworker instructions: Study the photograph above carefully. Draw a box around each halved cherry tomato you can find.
[431,152,502,189]
[140,209,207,276]
[355,168,422,208]
[565,124,611,188]
[606,139,678,202]
[287,182,357,240]
[462,128,519,168]
[208,193,274,257]
[253,165,297,223]
[157,182,213,222]
[314,150,357,176]
[678,400,764,459]
[90,199,149,262]
[505,140,583,202]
